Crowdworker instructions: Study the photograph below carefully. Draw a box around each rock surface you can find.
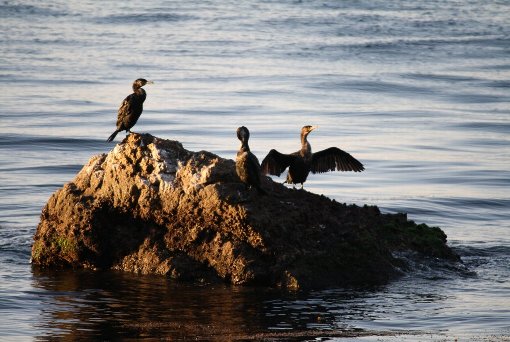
[31,133,459,289]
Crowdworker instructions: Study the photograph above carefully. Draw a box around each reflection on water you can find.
[27,245,508,341]
[29,268,375,340]
[30,268,298,340]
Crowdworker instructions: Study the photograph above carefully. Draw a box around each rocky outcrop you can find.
[31,133,459,289]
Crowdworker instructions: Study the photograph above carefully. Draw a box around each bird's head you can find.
[237,126,250,143]
[133,78,154,88]
[301,125,318,137]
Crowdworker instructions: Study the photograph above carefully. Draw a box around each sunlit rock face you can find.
[31,133,459,289]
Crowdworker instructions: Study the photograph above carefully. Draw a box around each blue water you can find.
[1,0,509,340]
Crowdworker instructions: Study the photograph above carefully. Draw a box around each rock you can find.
[31,133,459,289]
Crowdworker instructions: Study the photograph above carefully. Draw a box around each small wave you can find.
[402,73,480,83]
[455,245,510,258]
[0,76,99,85]
[329,35,505,50]
[309,79,437,97]
[480,63,510,71]
[0,164,83,175]
[412,197,510,213]
[448,93,509,104]
[0,135,100,145]
[449,121,510,134]
[0,135,105,152]
[393,250,474,279]
[96,12,196,24]
[486,80,510,89]
[0,3,67,18]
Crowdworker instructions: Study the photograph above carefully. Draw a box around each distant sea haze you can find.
[0,1,509,340]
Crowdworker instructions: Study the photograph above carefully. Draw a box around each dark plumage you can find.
[107,78,153,142]
[261,125,364,188]
[236,126,266,195]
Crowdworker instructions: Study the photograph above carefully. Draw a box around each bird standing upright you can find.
[261,125,364,188]
[106,78,153,142]
[236,126,266,195]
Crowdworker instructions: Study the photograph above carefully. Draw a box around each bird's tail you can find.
[106,130,120,142]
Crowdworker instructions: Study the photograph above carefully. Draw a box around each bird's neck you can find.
[133,87,146,96]
[239,141,250,152]
[301,134,312,155]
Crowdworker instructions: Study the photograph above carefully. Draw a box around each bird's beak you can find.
[311,125,318,131]
[146,80,154,85]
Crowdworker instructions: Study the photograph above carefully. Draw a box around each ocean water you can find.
[1,0,509,340]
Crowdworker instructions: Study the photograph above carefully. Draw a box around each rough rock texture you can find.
[31,133,459,289]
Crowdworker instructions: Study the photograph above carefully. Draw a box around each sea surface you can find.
[1,0,509,340]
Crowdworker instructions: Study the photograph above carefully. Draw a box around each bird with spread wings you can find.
[261,125,364,188]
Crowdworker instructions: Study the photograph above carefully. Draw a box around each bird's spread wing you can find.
[311,147,364,174]
[261,149,295,176]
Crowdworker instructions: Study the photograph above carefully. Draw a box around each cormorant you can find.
[236,126,266,195]
[106,78,153,142]
[261,125,364,188]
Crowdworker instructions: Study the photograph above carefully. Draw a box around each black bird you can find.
[106,78,153,142]
[236,126,266,195]
[261,125,364,188]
